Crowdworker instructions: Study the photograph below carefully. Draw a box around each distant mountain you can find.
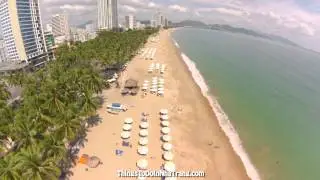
[209,24,299,47]
[173,20,207,27]
[77,20,94,29]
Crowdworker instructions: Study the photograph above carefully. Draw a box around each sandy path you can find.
[70,29,249,180]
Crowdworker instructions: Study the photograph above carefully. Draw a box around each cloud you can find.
[169,5,188,12]
[214,7,249,16]
[38,0,320,51]
[121,5,137,13]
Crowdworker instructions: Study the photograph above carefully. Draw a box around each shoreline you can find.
[70,29,250,180]
[170,28,261,180]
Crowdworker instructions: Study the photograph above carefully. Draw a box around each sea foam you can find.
[175,40,261,180]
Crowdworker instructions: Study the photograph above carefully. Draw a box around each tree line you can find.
[0,28,158,179]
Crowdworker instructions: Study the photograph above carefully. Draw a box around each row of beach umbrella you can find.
[141,77,165,96]
[148,63,166,74]
[136,113,150,173]
[160,109,176,175]
[141,47,156,60]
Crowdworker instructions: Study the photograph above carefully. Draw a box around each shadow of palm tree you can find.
[86,114,102,128]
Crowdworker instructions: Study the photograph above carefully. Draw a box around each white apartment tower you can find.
[0,38,7,62]
[0,0,47,62]
[97,0,118,30]
[51,13,70,39]
[125,14,136,29]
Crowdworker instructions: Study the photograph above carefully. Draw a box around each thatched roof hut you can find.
[124,79,138,88]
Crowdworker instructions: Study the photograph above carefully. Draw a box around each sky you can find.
[40,0,320,51]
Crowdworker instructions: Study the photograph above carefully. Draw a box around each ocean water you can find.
[172,28,320,180]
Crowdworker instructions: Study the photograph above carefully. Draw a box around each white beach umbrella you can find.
[142,86,148,90]
[163,152,174,161]
[159,78,164,81]
[139,129,148,137]
[161,121,170,127]
[164,161,176,172]
[124,118,133,124]
[140,122,149,129]
[121,131,131,139]
[139,138,148,146]
[158,88,164,91]
[144,80,149,83]
[160,115,169,120]
[137,176,147,180]
[158,90,164,96]
[123,124,132,131]
[160,109,168,115]
[152,85,157,89]
[158,84,164,88]
[137,159,148,170]
[137,146,149,155]
[150,88,157,92]
[161,127,171,134]
[152,82,157,85]
[162,143,173,151]
[165,177,177,180]
[161,135,172,142]
[158,81,164,85]
[143,83,148,87]
[152,76,158,79]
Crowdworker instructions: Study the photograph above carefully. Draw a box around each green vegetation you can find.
[0,29,158,179]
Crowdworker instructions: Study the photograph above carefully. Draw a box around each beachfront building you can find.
[125,14,136,30]
[51,13,70,41]
[0,38,7,62]
[0,0,48,66]
[153,11,165,27]
[97,0,118,30]
[44,31,55,60]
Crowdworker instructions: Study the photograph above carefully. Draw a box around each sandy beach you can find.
[70,29,249,180]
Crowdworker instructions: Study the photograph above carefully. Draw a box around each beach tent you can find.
[124,118,133,124]
[124,79,138,88]
[87,156,101,168]
[139,138,148,146]
[163,152,174,161]
[161,121,170,127]
[161,135,172,142]
[164,162,176,172]
[121,131,131,139]
[137,146,149,155]
[137,159,148,170]
[160,115,169,120]
[139,129,148,137]
[161,127,170,134]
[123,124,132,131]
[140,122,149,129]
[162,143,173,151]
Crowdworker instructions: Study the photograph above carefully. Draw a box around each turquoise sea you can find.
[172,28,320,180]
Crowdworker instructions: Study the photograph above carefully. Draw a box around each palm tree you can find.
[17,145,61,180]
[0,154,21,180]
[42,136,66,161]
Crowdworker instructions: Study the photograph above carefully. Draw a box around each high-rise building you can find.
[125,14,135,29]
[51,14,70,39]
[97,0,118,30]
[0,0,47,63]
[46,24,52,32]
[0,38,7,62]
[153,11,165,27]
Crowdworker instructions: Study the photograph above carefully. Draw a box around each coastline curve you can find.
[171,36,261,180]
